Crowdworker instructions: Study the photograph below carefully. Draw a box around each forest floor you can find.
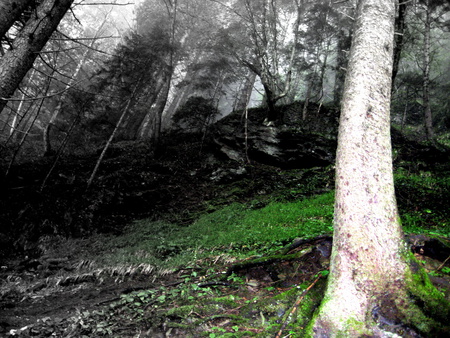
[1,131,450,337]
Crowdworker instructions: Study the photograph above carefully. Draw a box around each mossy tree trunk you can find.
[310,0,449,336]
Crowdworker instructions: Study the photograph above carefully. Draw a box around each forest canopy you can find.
[1,0,450,162]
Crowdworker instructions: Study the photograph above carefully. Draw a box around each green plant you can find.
[441,267,450,274]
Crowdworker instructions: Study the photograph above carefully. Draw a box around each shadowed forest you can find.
[1,0,450,337]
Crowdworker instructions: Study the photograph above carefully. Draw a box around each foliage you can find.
[173,96,220,132]
[395,168,450,236]
[85,25,175,141]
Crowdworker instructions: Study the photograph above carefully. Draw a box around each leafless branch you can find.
[74,2,134,7]
[1,80,84,102]
[51,35,121,41]
[55,30,117,56]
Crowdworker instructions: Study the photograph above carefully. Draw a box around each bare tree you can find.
[240,0,304,123]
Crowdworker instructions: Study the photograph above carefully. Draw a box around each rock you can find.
[212,102,338,169]
[210,166,247,183]
[214,124,336,169]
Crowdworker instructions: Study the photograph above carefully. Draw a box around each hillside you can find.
[1,103,450,336]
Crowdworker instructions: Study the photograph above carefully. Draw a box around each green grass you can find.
[95,191,334,270]
[395,168,450,236]
[60,168,450,337]
[90,168,450,271]
[177,190,334,247]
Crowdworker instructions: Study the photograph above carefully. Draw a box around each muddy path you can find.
[0,252,164,336]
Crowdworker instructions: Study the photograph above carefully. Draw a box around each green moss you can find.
[408,274,449,318]
[166,304,222,318]
[206,295,241,308]
[399,253,450,334]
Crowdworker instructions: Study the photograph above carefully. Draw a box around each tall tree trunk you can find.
[151,74,171,146]
[392,0,408,85]
[0,0,74,114]
[149,0,177,147]
[87,82,141,188]
[234,72,256,112]
[333,29,351,105]
[5,71,53,177]
[8,68,36,143]
[263,83,277,124]
[302,81,312,121]
[422,0,434,141]
[0,0,34,40]
[311,0,448,335]
[243,0,304,123]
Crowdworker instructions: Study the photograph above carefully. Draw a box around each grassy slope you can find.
[3,131,450,336]
[94,168,450,272]
[51,168,449,337]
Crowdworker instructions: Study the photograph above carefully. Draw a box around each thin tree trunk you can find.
[8,68,37,143]
[234,72,256,112]
[422,0,434,141]
[243,0,304,123]
[150,72,171,146]
[87,82,140,188]
[133,67,169,139]
[302,82,312,121]
[401,88,409,133]
[40,113,79,191]
[316,38,331,103]
[149,0,177,147]
[333,29,351,105]
[5,73,53,177]
[44,7,113,155]
[0,0,74,114]
[392,0,408,85]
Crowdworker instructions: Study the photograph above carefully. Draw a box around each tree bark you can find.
[0,0,34,40]
[311,0,436,335]
[0,0,74,114]
[234,72,256,112]
[143,69,171,145]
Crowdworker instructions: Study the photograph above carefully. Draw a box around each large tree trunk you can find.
[0,0,34,40]
[311,0,448,336]
[0,0,74,113]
